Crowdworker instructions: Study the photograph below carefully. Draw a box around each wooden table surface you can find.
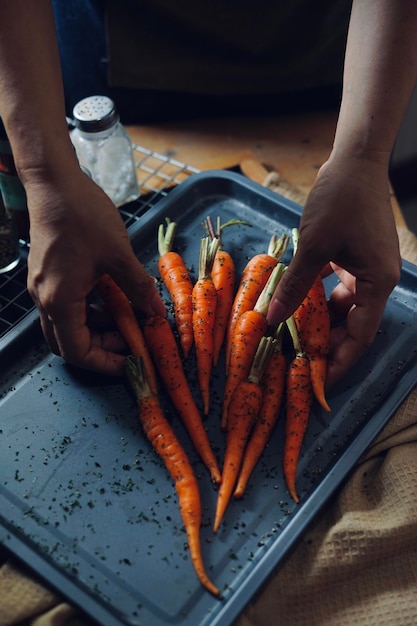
[127,110,407,228]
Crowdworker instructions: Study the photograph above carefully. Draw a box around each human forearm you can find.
[0,0,166,375]
[267,0,412,385]
[0,0,78,181]
[333,0,417,163]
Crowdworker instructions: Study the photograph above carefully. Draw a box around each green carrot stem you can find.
[291,228,299,256]
[203,215,252,244]
[247,336,277,385]
[286,315,303,355]
[158,217,178,256]
[267,233,290,260]
[197,236,220,280]
[253,262,285,316]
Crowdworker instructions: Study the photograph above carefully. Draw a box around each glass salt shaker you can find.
[70,96,140,206]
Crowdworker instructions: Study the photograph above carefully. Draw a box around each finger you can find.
[267,249,323,325]
[92,329,128,354]
[326,325,368,388]
[328,280,356,318]
[320,262,333,278]
[110,258,166,318]
[326,325,360,387]
[86,302,126,339]
[330,264,356,291]
[38,305,61,355]
[50,298,127,375]
[326,299,385,388]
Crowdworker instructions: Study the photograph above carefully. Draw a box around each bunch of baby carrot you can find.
[97,217,331,598]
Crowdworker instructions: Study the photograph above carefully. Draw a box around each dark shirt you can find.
[105,0,352,96]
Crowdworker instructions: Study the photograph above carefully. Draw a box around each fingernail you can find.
[266,298,288,326]
[151,291,167,317]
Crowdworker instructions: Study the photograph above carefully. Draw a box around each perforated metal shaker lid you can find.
[72,96,119,132]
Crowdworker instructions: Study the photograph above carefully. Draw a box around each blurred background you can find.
[390,85,417,235]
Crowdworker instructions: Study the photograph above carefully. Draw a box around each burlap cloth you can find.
[1,216,416,625]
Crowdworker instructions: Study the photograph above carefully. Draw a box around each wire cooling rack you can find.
[0,146,199,343]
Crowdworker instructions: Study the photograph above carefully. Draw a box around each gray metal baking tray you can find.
[1,170,417,626]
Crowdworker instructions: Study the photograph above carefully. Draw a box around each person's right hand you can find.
[25,164,166,376]
[267,152,402,388]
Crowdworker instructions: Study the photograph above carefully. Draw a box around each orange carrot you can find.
[213,337,275,532]
[158,218,194,359]
[204,216,251,366]
[293,274,330,412]
[96,274,158,395]
[211,245,235,366]
[192,236,219,415]
[221,263,285,430]
[283,316,313,504]
[291,229,331,412]
[220,309,267,430]
[234,325,286,498]
[225,233,289,371]
[143,315,221,483]
[125,356,220,596]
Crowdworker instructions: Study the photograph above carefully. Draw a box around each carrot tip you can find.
[320,399,332,413]
[213,517,222,534]
[213,503,226,534]
[201,578,221,597]
[211,470,222,485]
[314,388,331,412]
[289,487,300,504]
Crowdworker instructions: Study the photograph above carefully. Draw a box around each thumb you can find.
[109,256,167,318]
[266,251,322,325]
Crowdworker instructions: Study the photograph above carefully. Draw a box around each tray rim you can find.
[127,168,303,238]
[1,168,417,626]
